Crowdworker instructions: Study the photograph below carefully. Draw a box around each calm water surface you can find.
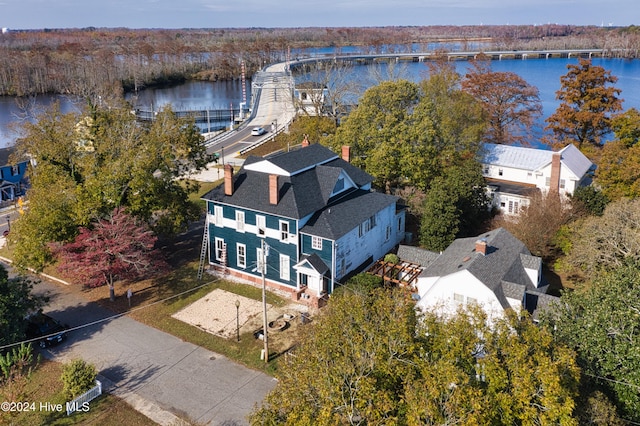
[1,57,639,148]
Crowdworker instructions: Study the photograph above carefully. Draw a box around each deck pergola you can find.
[367,259,422,288]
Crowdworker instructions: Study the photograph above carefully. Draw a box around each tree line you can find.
[0,25,639,97]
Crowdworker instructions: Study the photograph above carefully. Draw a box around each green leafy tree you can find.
[61,359,97,399]
[325,73,485,194]
[545,58,623,151]
[595,109,640,200]
[571,185,609,216]
[11,102,207,270]
[0,266,44,347]
[405,65,485,190]
[326,79,420,193]
[252,290,581,425]
[406,308,579,425]
[251,288,417,425]
[462,56,543,145]
[550,264,640,420]
[0,343,36,385]
[420,157,489,251]
[611,107,640,148]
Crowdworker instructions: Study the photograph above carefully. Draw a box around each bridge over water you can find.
[134,48,606,139]
[289,48,606,69]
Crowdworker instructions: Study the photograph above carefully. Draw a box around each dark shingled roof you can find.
[297,253,330,275]
[397,245,439,268]
[301,189,399,240]
[420,228,539,310]
[525,291,560,321]
[265,143,338,175]
[0,147,15,167]
[202,144,375,220]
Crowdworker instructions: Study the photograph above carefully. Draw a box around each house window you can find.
[214,206,223,227]
[385,225,391,242]
[398,217,402,231]
[467,297,478,306]
[453,293,464,304]
[280,254,290,281]
[11,165,18,176]
[256,215,266,236]
[498,169,503,176]
[508,200,519,214]
[359,215,377,237]
[334,178,344,193]
[311,236,322,250]
[560,179,566,190]
[280,221,289,242]
[237,244,246,268]
[215,238,226,262]
[545,176,551,187]
[483,166,489,174]
[236,211,245,232]
[527,172,533,179]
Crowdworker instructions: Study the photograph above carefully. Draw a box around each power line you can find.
[1,279,219,352]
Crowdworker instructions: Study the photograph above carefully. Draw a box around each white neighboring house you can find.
[481,143,594,215]
[293,81,328,116]
[405,228,556,322]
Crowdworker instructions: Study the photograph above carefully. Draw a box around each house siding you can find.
[301,234,333,272]
[335,203,405,281]
[417,270,505,320]
[208,202,298,288]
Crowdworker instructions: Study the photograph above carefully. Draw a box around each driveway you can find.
[32,278,277,426]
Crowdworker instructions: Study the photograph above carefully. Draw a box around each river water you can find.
[1,57,639,148]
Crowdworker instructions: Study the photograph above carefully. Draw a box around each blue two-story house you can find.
[202,142,406,307]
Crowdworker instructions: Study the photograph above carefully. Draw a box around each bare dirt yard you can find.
[172,288,308,342]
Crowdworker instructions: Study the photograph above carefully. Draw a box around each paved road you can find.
[32,278,277,426]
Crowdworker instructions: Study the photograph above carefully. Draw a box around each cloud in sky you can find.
[0,0,635,29]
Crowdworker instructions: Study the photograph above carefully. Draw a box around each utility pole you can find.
[261,239,269,363]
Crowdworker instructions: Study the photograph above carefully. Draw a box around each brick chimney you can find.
[269,174,279,205]
[301,134,310,147]
[475,239,487,255]
[549,152,561,194]
[224,164,234,196]
[341,145,351,162]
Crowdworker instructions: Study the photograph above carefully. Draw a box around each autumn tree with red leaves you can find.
[53,208,168,301]
[462,56,542,145]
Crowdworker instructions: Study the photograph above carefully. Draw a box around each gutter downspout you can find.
[331,240,337,294]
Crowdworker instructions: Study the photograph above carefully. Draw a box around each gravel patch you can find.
[172,288,272,339]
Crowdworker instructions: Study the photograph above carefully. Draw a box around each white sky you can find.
[0,0,635,30]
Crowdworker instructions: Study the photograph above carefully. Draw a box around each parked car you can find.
[25,312,69,348]
[251,127,266,136]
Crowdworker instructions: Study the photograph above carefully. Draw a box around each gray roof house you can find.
[202,142,406,307]
[403,228,556,321]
